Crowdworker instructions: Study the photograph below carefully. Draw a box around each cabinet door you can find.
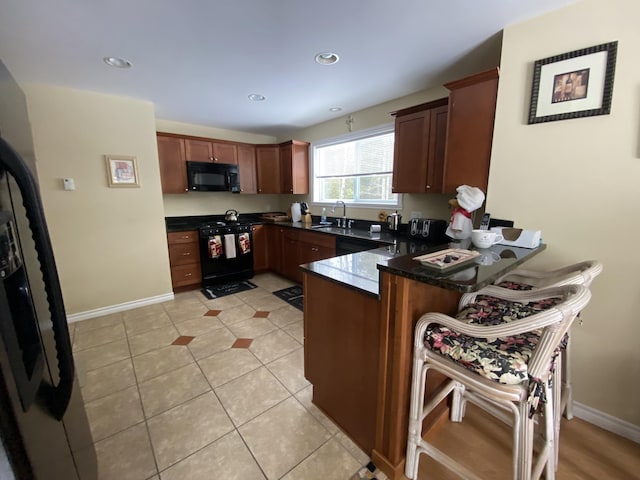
[425,104,448,193]
[443,68,499,193]
[282,230,302,283]
[256,146,281,193]
[252,225,268,271]
[392,110,430,193]
[280,143,293,194]
[185,138,213,162]
[212,142,238,164]
[266,225,283,273]
[237,144,257,194]
[157,135,188,194]
[280,140,309,194]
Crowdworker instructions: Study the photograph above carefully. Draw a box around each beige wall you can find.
[489,0,639,425]
[280,87,456,223]
[25,85,173,314]
[156,119,290,217]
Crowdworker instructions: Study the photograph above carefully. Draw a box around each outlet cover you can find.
[410,211,422,219]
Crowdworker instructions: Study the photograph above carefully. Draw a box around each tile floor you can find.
[71,273,385,480]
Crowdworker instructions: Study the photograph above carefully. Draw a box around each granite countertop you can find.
[301,242,547,297]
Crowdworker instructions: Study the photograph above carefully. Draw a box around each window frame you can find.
[309,122,402,210]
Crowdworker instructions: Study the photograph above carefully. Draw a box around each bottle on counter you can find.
[321,208,327,223]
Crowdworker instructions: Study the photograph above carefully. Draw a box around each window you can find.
[311,124,400,208]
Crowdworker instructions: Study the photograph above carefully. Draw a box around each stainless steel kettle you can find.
[224,209,239,222]
[387,211,402,231]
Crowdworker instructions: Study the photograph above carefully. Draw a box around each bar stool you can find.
[459,260,602,466]
[490,260,602,422]
[405,284,591,480]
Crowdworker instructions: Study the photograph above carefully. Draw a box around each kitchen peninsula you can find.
[300,241,546,480]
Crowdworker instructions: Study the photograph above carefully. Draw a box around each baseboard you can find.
[574,401,640,443]
[66,292,175,323]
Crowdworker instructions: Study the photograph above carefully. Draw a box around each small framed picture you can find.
[105,155,140,187]
[528,41,618,124]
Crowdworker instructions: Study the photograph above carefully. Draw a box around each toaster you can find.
[407,218,448,242]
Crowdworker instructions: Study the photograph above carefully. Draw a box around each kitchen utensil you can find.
[387,211,402,231]
[224,209,239,222]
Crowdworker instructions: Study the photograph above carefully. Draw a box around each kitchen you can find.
[0,0,639,478]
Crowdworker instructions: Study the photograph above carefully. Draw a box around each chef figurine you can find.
[445,185,485,240]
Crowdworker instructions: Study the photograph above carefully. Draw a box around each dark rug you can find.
[273,285,303,311]
[201,280,257,300]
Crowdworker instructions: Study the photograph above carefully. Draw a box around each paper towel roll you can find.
[291,203,302,222]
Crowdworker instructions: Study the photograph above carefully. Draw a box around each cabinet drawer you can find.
[170,263,201,288]
[168,230,198,244]
[283,228,300,241]
[168,242,199,266]
[298,231,336,249]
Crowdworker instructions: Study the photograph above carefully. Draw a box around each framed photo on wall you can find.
[528,41,618,124]
[105,155,140,187]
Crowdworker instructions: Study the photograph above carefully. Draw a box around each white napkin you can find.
[224,234,236,259]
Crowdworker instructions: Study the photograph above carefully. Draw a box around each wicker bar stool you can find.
[405,284,591,480]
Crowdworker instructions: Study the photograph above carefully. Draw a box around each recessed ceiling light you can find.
[248,93,266,101]
[329,107,343,112]
[103,56,132,68]
[315,52,339,65]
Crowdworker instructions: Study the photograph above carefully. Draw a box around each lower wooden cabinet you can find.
[167,230,201,289]
[251,224,268,272]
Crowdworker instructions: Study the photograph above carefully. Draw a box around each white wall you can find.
[489,0,639,425]
[25,85,173,314]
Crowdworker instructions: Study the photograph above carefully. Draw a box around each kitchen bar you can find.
[301,241,546,480]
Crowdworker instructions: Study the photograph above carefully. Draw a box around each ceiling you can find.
[0,0,575,137]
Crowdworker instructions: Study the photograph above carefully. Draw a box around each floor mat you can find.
[201,280,257,300]
[273,285,303,311]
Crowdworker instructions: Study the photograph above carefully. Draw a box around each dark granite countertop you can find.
[301,242,546,297]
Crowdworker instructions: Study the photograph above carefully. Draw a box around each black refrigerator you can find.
[0,60,97,479]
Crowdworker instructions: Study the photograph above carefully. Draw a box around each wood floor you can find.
[414,403,640,479]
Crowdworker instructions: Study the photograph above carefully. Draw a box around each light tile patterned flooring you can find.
[71,273,382,480]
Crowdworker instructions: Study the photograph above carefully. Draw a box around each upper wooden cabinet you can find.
[237,144,257,194]
[184,138,238,164]
[157,135,188,194]
[442,68,499,193]
[256,145,281,194]
[391,98,448,194]
[280,140,310,194]
[157,132,308,195]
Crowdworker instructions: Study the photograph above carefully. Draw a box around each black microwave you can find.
[186,161,240,192]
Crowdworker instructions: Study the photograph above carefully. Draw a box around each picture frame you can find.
[528,41,617,124]
[105,155,140,187]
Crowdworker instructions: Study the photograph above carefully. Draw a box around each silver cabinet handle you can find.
[182,252,191,256]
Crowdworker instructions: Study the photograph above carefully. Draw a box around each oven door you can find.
[199,228,254,285]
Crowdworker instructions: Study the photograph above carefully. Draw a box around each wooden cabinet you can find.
[303,272,381,453]
[280,140,310,194]
[298,231,336,264]
[391,98,448,194]
[443,68,499,193]
[266,224,284,274]
[237,144,257,194]
[256,145,281,193]
[281,229,303,283]
[251,224,268,272]
[157,135,188,194]
[167,230,201,289]
[185,138,238,164]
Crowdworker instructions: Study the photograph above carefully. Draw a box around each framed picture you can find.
[528,41,617,124]
[105,155,140,187]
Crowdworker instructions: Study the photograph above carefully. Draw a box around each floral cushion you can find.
[424,295,563,416]
[497,280,534,291]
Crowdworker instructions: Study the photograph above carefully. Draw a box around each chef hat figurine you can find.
[445,185,485,240]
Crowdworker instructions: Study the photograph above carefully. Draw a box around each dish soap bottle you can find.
[321,208,327,224]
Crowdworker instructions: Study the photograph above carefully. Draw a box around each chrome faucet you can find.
[331,200,347,228]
